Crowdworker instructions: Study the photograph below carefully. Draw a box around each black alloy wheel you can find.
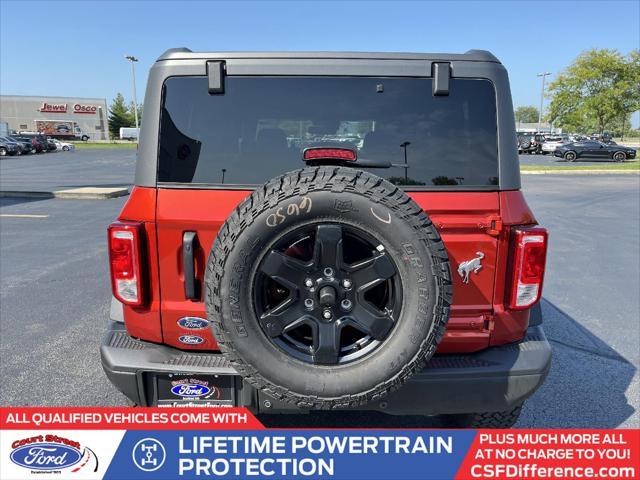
[613,152,626,162]
[253,223,402,365]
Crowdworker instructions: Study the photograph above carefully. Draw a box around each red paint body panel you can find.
[410,192,500,352]
[116,187,162,343]
[155,189,250,350]
[117,187,538,353]
[499,190,536,225]
[489,191,539,345]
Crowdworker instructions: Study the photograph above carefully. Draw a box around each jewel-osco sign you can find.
[73,104,98,114]
[39,103,67,113]
[38,103,98,114]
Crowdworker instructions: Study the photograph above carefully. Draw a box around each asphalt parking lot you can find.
[0,149,638,428]
[0,148,135,192]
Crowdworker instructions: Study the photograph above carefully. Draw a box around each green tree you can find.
[613,50,640,138]
[547,49,640,134]
[609,114,632,138]
[514,106,539,125]
[108,93,134,139]
[128,101,143,127]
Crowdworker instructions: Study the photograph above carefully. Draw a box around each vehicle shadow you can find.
[553,159,637,163]
[259,298,636,428]
[0,197,52,207]
[519,299,635,428]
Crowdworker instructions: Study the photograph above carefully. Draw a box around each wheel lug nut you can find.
[322,309,332,320]
[304,299,314,310]
[323,267,334,278]
[342,279,352,289]
[304,278,314,288]
[340,299,353,311]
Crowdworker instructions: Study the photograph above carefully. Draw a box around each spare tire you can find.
[205,166,451,409]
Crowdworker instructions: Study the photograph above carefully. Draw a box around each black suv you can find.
[8,136,35,154]
[518,133,546,154]
[0,137,21,156]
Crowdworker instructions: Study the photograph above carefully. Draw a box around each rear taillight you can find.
[507,226,548,310]
[108,221,145,306]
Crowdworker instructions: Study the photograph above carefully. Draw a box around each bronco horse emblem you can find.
[457,252,485,284]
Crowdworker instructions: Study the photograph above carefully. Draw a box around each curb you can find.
[0,187,130,200]
[521,169,640,175]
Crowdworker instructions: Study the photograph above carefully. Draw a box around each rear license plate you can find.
[156,374,235,407]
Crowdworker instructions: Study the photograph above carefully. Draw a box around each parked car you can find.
[517,133,546,154]
[101,49,551,428]
[569,134,588,142]
[589,132,612,143]
[517,135,529,153]
[6,136,34,154]
[541,136,569,154]
[18,133,48,153]
[52,139,75,151]
[46,138,58,152]
[0,137,21,156]
[554,141,637,162]
[32,137,46,153]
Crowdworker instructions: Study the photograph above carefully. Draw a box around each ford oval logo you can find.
[10,444,82,471]
[177,317,209,330]
[179,335,204,345]
[171,384,212,397]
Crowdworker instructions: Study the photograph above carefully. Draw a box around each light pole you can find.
[400,141,411,183]
[221,168,227,184]
[125,55,139,130]
[537,72,551,133]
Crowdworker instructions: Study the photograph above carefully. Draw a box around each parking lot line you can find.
[0,214,49,219]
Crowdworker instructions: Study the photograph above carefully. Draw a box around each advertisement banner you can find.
[34,120,75,136]
[1,408,638,480]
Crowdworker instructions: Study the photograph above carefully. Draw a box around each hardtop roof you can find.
[157,48,500,63]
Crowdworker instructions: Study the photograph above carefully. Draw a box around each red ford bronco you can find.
[101,49,551,428]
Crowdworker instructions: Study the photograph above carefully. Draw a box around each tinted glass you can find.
[159,76,498,187]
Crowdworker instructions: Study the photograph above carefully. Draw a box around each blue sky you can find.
[1,0,639,125]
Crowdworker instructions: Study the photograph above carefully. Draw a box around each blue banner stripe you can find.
[104,430,476,480]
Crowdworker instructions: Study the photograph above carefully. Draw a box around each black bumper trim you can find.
[101,322,551,414]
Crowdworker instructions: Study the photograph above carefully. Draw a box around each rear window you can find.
[158,76,498,188]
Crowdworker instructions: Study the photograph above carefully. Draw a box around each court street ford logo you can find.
[170,378,213,398]
[10,435,83,471]
[177,316,209,330]
[179,334,204,344]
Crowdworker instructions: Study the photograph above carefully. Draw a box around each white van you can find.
[119,127,139,141]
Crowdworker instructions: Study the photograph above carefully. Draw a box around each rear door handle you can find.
[183,231,198,300]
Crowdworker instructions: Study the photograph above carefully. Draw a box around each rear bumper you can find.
[101,322,551,415]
